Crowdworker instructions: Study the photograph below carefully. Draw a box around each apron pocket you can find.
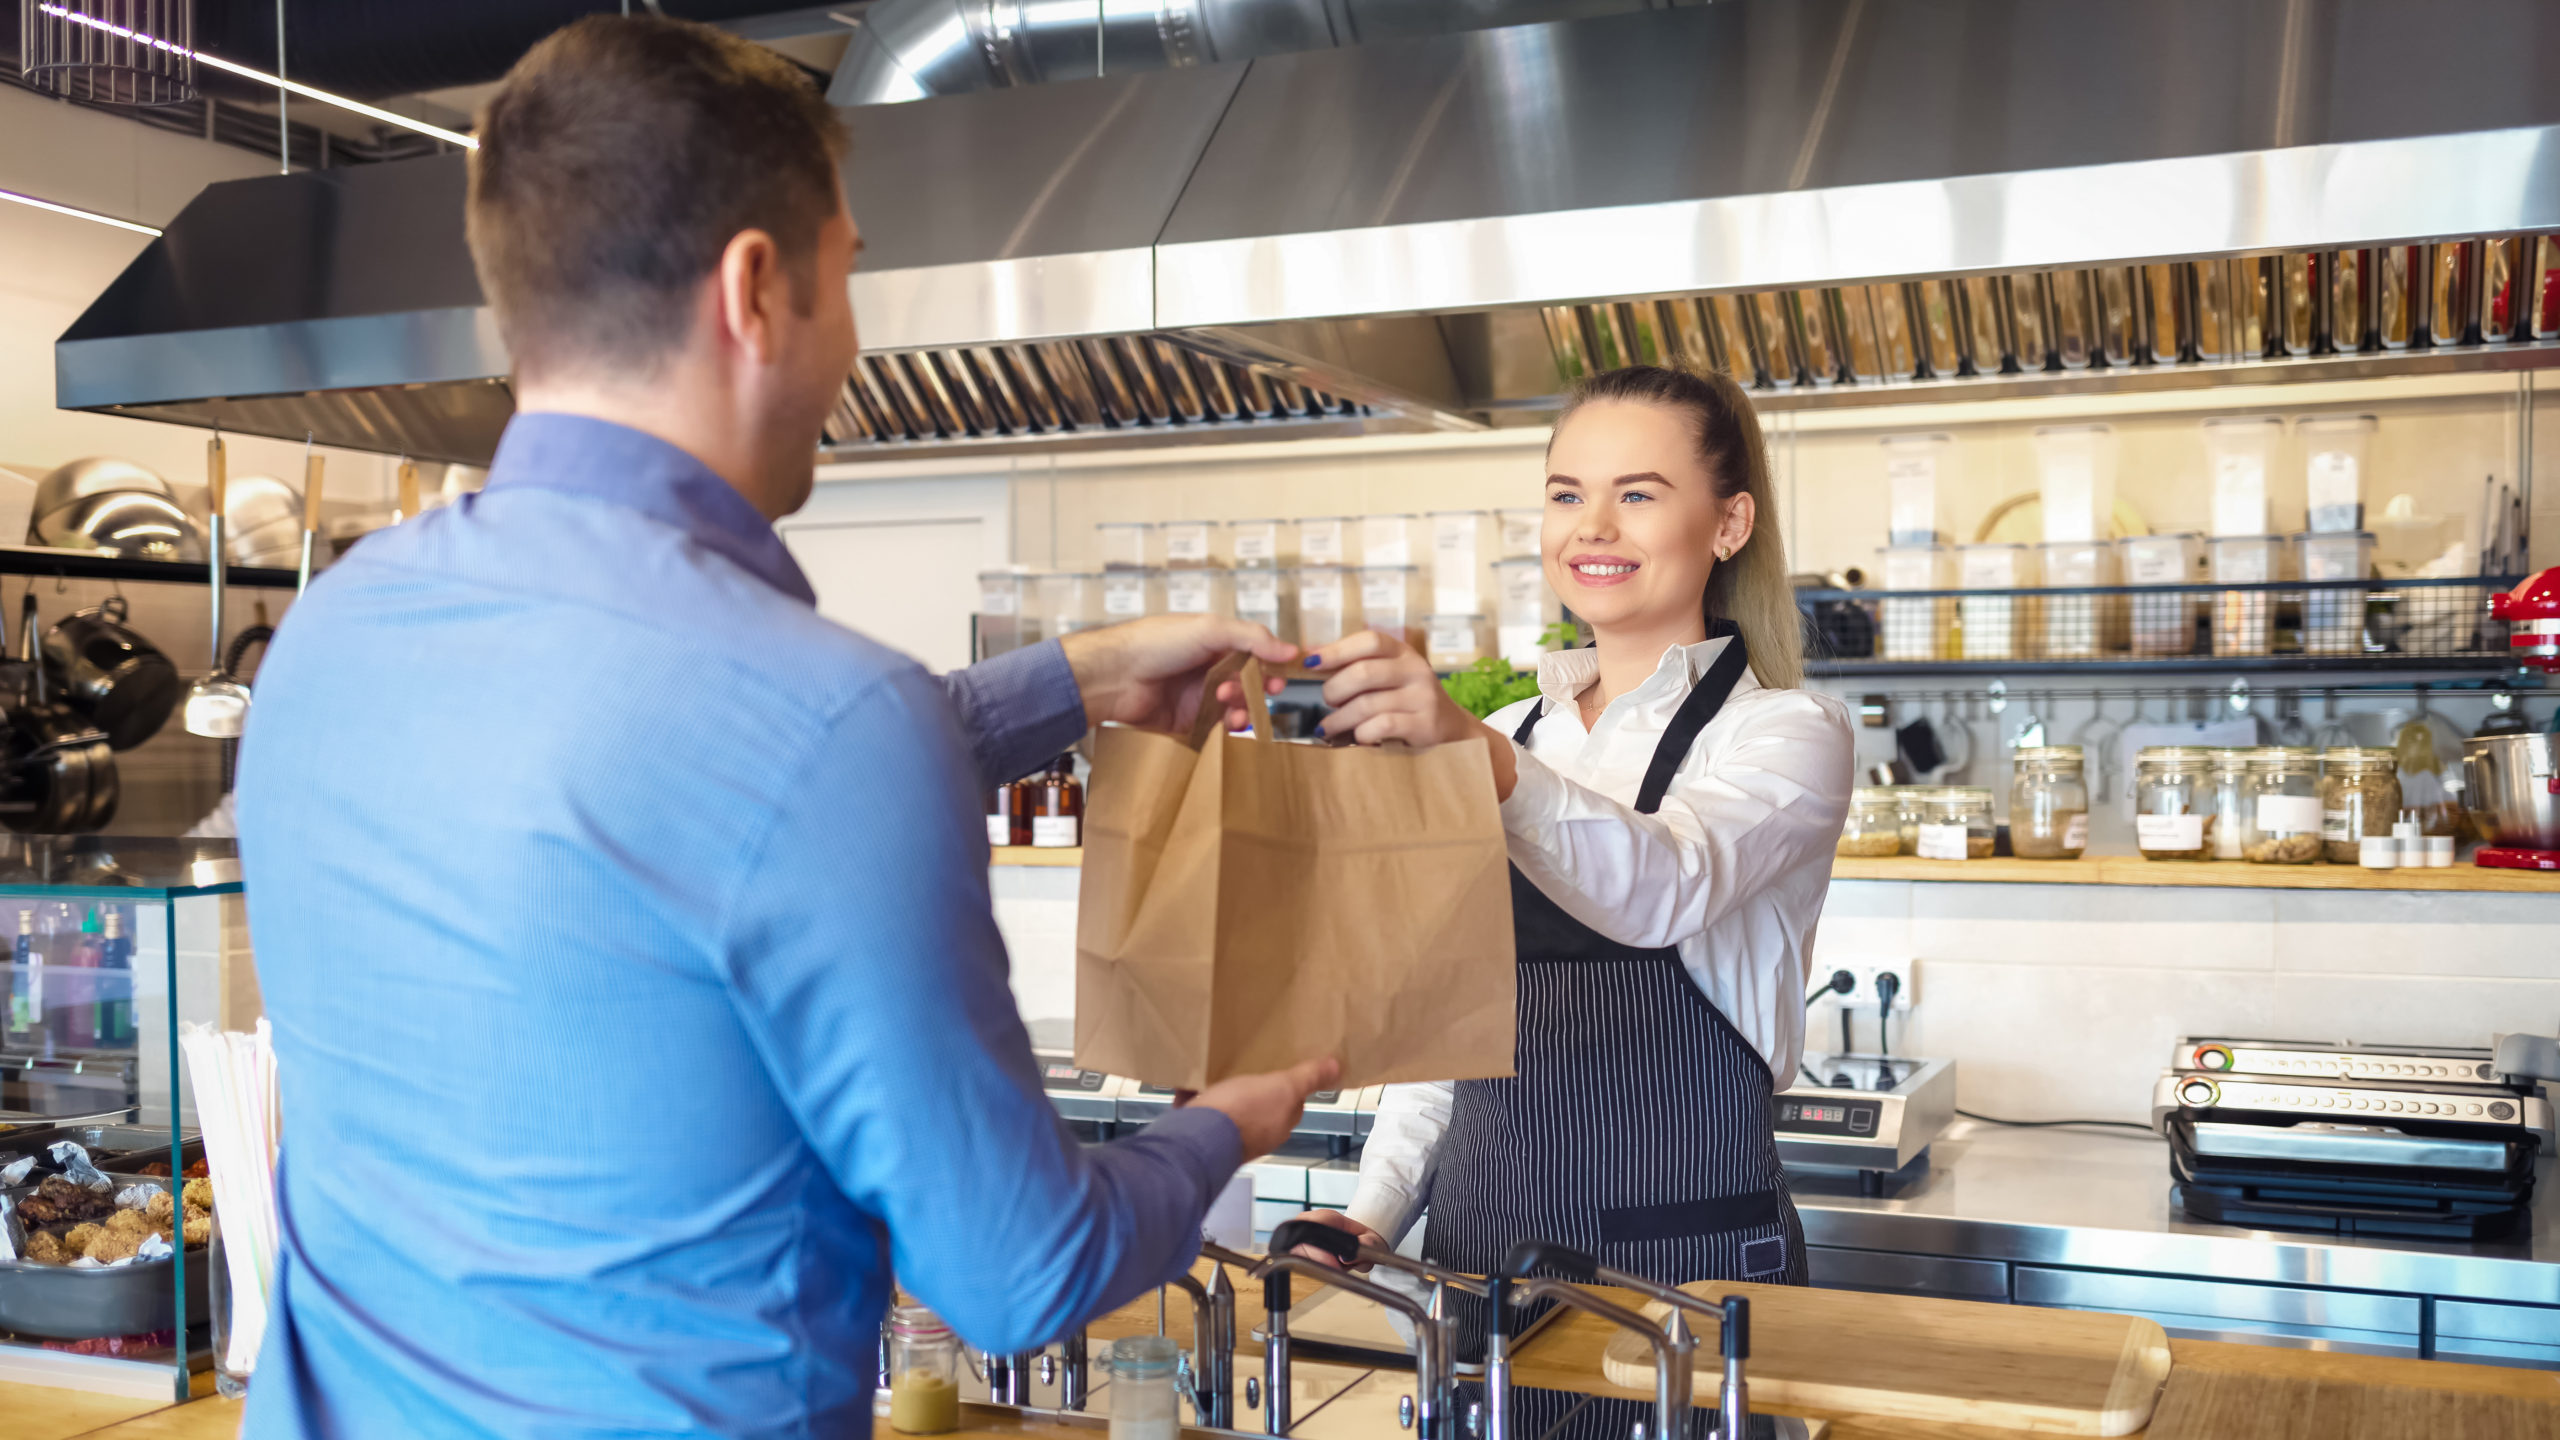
[1597,1189,1782,1245]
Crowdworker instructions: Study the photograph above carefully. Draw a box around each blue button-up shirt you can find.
[236,413,1239,1439]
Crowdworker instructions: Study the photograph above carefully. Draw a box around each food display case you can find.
[0,837,237,1401]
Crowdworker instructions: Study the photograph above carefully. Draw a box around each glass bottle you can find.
[985,783,1028,848]
[1917,787,1995,860]
[1837,786,1904,857]
[2133,746,2212,860]
[886,1304,961,1435]
[7,907,34,1044]
[2320,747,2402,865]
[1029,757,1083,849]
[2009,746,2088,859]
[2245,746,2323,864]
[1110,1335,1181,1440]
[99,906,132,1046]
[2207,748,2255,861]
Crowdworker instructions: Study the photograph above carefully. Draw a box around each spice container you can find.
[1426,614,1487,670]
[1029,756,1082,849]
[1039,572,1103,639]
[1160,520,1215,568]
[2031,424,2116,544]
[1224,518,1284,569]
[2296,530,2374,656]
[1358,564,1423,649]
[2320,747,2402,865]
[2244,747,2324,864]
[1878,544,1953,661]
[2134,746,2213,860]
[1110,1335,1181,1440]
[1163,566,1232,620]
[1361,513,1425,566]
[1101,568,1162,622]
[2119,532,2202,656]
[1838,787,1905,857]
[985,783,1028,848]
[1428,510,1494,614]
[1234,566,1293,643]
[1957,543,2036,661]
[2202,416,2286,538]
[886,1305,961,1435]
[1917,787,1995,860]
[2209,535,2284,657]
[1495,507,1543,558]
[2009,747,2089,858]
[1296,565,1357,648]
[1097,521,1156,570]
[2037,539,2120,659]
[1295,516,1351,567]
[2299,416,2376,532]
[1882,434,1954,545]
[2207,748,2255,861]
[1894,786,1935,854]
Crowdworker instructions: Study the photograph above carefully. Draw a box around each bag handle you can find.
[1186,652,1275,749]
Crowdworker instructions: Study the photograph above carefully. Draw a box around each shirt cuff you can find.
[1346,1179,1418,1248]
[941,640,1088,787]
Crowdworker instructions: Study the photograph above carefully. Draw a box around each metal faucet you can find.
[1247,1249,1456,1440]
[1509,1279,1693,1440]
[1715,1296,1750,1440]
[1169,1256,1242,1429]
[1498,1242,1760,1440]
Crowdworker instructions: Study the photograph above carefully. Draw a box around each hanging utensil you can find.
[2,593,118,833]
[182,436,251,740]
[296,440,325,594]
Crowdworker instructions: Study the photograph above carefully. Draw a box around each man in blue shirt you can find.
[236,16,1328,1436]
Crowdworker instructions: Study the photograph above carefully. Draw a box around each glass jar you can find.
[2244,747,2324,864]
[2009,746,2088,859]
[1894,786,1936,854]
[2320,747,2402,865]
[2206,748,2254,861]
[1917,787,1995,860]
[1110,1335,1181,1440]
[2133,746,2213,860]
[886,1305,961,1435]
[1838,786,1904,857]
[1028,756,1082,849]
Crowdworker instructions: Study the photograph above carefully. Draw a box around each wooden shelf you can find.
[991,847,1084,867]
[1831,853,2560,892]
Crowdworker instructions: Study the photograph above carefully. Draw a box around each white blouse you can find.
[1345,636,1854,1245]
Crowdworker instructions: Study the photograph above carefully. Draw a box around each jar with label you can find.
[1101,568,1161,622]
[1838,786,1904,857]
[1110,1336,1181,1440]
[2319,747,2401,864]
[885,1304,961,1435]
[1159,519,1215,568]
[1894,786,1935,854]
[1358,564,1422,649]
[1224,517,1284,568]
[1425,614,1486,670]
[2244,746,2323,864]
[1918,787,1994,860]
[2133,746,2212,859]
[1361,513,1424,567]
[1028,756,1082,849]
[985,782,1028,848]
[1096,521,1156,571]
[1234,566,1293,643]
[1295,516,1350,567]
[2009,746,2088,858]
[1495,507,1543,558]
[2207,748,2254,860]
[1162,566,1231,619]
[1295,566,1355,648]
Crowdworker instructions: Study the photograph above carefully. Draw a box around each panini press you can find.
[2152,1038,2554,1241]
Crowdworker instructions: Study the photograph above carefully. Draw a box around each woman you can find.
[1297,365,1852,1436]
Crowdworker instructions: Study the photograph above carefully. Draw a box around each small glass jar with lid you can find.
[1838,786,1904,857]
[885,1304,961,1435]
[2009,746,2088,859]
[2319,747,2402,865]
[2207,748,2255,861]
[2244,746,2324,864]
[1110,1335,1181,1440]
[2133,746,2213,860]
[1894,786,1936,854]
[1917,787,1995,860]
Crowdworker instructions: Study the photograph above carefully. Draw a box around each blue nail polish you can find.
[1315,723,1327,736]
[1304,655,1322,668]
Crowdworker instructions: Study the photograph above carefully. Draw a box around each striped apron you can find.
[1423,627,1802,1440]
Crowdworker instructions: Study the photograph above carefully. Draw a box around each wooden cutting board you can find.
[1595,1281,2170,1437]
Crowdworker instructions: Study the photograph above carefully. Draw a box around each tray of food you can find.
[0,1151,213,1341]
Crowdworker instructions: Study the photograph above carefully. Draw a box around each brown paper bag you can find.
[1074,654,1516,1090]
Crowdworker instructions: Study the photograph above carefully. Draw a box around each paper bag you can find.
[1075,654,1516,1090]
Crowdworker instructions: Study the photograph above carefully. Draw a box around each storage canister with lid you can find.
[1838,786,1904,857]
[2320,747,2402,865]
[1918,787,1995,860]
[2206,748,2255,860]
[2010,746,2089,858]
[2244,746,2324,864]
[1110,1335,1181,1440]
[885,1304,961,1435]
[2134,746,2213,859]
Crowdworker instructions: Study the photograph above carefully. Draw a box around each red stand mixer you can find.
[2471,569,2560,869]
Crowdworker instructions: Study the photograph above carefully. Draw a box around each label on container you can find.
[1299,520,1344,565]
[1166,572,1212,614]
[1916,823,1970,860]
[1231,524,1277,563]
[1960,548,2022,589]
[1882,550,1941,591]
[1498,563,1545,607]
[1299,571,1344,611]
[2307,452,2360,520]
[2124,540,2187,585]
[1499,511,1541,555]
[2136,813,2205,851]
[2323,806,2353,842]
[2300,538,2364,583]
[2210,453,2269,538]
[1428,617,1479,659]
[1032,815,1079,848]
[1360,571,1407,612]
[1163,522,1211,563]
[2063,813,2089,850]
[1103,578,1147,617]
[986,815,1012,847]
[1886,455,1938,546]
[981,588,1020,617]
[1235,570,1280,609]
[2256,794,2322,834]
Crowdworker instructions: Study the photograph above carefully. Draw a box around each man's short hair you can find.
[467,16,848,379]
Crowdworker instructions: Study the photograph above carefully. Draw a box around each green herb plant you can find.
[1439,622,1580,718]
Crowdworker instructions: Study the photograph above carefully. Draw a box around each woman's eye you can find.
[1621,491,1654,504]
[1548,491,1581,505]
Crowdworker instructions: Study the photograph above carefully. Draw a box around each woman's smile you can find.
[1567,554,1643,587]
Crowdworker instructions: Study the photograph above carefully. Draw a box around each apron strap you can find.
[1635,623,1748,815]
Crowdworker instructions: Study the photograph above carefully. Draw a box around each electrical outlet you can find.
[1815,960,1915,1013]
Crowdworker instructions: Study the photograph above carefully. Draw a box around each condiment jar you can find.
[1028,755,1083,849]
[2244,747,2323,864]
[1894,786,1934,854]
[2319,747,2402,865]
[2206,748,2255,861]
[2009,746,2088,859]
[1838,786,1905,858]
[886,1305,961,1435]
[1918,787,1995,860]
[2134,746,2213,860]
[1110,1335,1181,1440]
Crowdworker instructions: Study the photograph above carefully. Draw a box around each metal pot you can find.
[41,596,180,751]
[29,458,205,563]
[0,596,117,834]
[2462,732,2560,853]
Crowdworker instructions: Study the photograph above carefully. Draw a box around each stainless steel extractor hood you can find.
[56,0,2560,466]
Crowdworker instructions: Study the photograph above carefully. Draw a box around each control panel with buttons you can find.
[2176,1038,2501,1084]
[2173,1076,2538,1125]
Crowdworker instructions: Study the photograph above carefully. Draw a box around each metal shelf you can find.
[0,546,297,590]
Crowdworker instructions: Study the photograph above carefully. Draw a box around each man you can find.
[236,16,1327,1436]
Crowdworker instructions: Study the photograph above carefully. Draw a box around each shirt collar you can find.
[482,413,817,606]
[1534,635,1750,712]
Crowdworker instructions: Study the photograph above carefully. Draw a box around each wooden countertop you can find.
[1828,852,2560,892]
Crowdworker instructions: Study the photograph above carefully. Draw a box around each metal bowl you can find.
[2463,732,2560,852]
[31,457,174,517]
[224,473,304,567]
[32,493,204,563]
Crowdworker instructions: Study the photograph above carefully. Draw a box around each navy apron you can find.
[1423,627,1803,1440]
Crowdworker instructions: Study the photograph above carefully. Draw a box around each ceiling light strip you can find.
[37,3,479,150]
[0,186,164,236]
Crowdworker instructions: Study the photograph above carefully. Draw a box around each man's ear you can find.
[714,228,786,365]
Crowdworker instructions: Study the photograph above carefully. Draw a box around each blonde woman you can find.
[1295,365,1853,1436]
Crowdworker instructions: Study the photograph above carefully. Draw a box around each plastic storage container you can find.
[1110,1336,1181,1440]
[1428,510,1493,615]
[2010,746,2089,858]
[1358,564,1423,648]
[2207,748,2254,860]
[2032,424,2117,544]
[1296,566,1356,648]
[2296,530,2374,655]
[2134,746,2213,859]
[1039,571,1103,638]
[1495,507,1543,558]
[2202,416,2286,538]
[1493,556,1558,668]
[1097,521,1156,570]
[1159,520,1215,568]
[1295,516,1351,567]
[2245,747,2323,864]
[2300,415,2377,532]
[2209,535,2285,657]
[976,570,1036,657]
[1838,787,1905,857]
[2119,532,2202,656]
[1163,566,1232,619]
[1233,565,1294,644]
[1957,543,2037,660]
[1426,614,1488,670]
[1362,513,1425,567]
[885,1305,961,1435]
[2037,539,2121,659]
[1878,544,1954,661]
[2320,747,2402,865]
[1881,433,1955,545]
[1101,567,1162,622]
[1224,518,1285,569]
[1917,788,1995,860]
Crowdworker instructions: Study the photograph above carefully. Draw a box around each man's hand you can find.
[1287,1209,1386,1272]
[1181,1055,1341,1159]
[1062,617,1297,733]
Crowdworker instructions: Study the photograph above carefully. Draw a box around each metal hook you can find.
[1987,679,2008,715]
[2226,677,2252,717]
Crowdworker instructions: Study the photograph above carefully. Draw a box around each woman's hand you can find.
[1287,1209,1386,1272]
[1305,631,1481,748]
